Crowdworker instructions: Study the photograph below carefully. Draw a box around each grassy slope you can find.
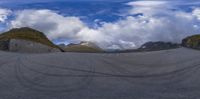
[0,27,61,50]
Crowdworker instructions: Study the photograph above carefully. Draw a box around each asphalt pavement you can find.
[0,48,200,99]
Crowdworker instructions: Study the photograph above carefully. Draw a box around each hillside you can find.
[182,34,200,49]
[0,27,63,53]
[0,27,59,49]
[139,41,180,51]
[64,42,103,53]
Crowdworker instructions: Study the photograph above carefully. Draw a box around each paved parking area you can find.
[0,48,200,99]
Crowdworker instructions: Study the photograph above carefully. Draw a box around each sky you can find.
[0,0,200,50]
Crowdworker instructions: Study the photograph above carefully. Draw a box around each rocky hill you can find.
[182,34,200,49]
[64,41,103,53]
[138,41,180,51]
[0,27,62,53]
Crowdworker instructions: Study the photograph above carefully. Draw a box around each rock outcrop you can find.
[0,40,9,51]
[182,34,200,49]
[0,27,62,53]
[9,39,60,53]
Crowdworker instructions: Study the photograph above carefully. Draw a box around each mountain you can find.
[102,41,180,53]
[0,27,62,53]
[182,34,200,49]
[138,41,180,51]
[64,41,103,53]
[79,41,101,49]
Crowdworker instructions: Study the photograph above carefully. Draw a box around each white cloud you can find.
[127,1,167,7]
[193,8,200,20]
[79,14,200,49]
[10,9,86,40]
[126,1,172,16]
[0,8,11,23]
[8,1,200,50]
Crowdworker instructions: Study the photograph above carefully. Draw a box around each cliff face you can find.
[9,39,60,53]
[0,40,9,51]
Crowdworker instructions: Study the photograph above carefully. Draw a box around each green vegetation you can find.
[182,34,200,49]
[0,27,61,50]
[64,45,103,53]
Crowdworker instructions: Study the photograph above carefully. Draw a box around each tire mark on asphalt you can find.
[23,55,200,78]
[0,55,18,85]
[102,58,200,78]
[105,54,200,67]
[15,56,95,93]
[101,58,200,85]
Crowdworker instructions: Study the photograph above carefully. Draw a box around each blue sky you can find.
[1,0,131,2]
[0,0,200,49]
[1,0,131,23]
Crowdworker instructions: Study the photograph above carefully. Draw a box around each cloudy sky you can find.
[0,0,200,50]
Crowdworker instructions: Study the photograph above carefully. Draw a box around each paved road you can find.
[0,48,200,99]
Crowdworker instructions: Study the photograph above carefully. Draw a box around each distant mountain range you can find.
[0,27,199,53]
[138,42,180,51]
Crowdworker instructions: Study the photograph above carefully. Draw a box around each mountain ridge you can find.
[63,41,104,53]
